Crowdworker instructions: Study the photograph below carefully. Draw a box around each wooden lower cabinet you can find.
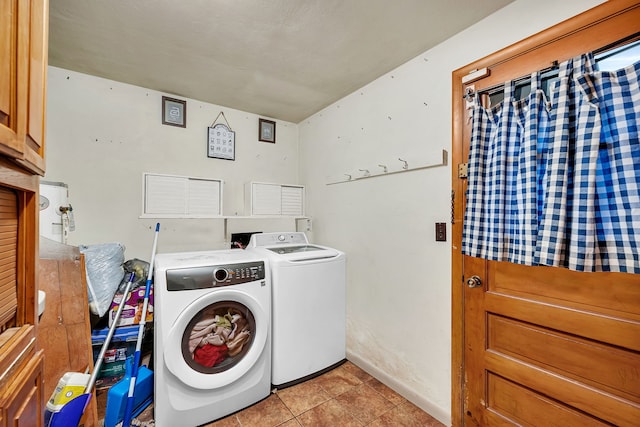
[0,349,44,427]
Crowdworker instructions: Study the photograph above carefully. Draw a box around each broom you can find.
[121,223,160,427]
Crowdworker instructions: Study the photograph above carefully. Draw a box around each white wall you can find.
[45,0,605,424]
[45,68,300,259]
[298,0,604,424]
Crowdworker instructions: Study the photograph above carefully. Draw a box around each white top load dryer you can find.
[247,232,346,388]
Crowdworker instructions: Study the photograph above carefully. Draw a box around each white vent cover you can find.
[246,182,304,216]
[144,173,222,217]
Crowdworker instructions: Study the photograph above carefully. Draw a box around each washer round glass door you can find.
[164,289,268,389]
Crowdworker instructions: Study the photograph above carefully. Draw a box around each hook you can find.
[463,86,475,100]
[398,158,409,170]
[378,164,388,173]
[359,169,371,177]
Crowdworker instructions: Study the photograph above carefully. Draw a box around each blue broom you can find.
[121,223,160,427]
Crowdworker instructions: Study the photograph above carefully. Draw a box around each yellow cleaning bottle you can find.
[46,372,91,413]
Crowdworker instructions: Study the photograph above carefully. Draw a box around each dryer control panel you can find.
[166,261,265,291]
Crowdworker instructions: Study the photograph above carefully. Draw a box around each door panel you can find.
[475,262,640,426]
[452,2,640,426]
[492,263,640,316]
[486,375,609,427]
[487,315,638,399]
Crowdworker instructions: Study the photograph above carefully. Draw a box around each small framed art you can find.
[207,123,235,160]
[162,96,186,127]
[258,118,276,143]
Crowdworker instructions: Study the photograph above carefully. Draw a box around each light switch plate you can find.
[436,222,447,242]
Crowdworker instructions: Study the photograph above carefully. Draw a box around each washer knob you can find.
[278,234,286,242]
[214,268,228,282]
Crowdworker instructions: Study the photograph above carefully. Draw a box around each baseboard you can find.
[346,350,451,427]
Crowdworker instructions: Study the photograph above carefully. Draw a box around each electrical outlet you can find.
[435,222,447,242]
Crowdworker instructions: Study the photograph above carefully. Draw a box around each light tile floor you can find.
[103,361,445,426]
[204,361,445,426]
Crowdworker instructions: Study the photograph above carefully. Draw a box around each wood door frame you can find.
[450,1,640,425]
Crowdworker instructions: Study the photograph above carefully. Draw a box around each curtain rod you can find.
[463,31,640,100]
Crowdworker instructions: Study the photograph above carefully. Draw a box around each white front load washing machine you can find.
[247,232,346,388]
[154,250,271,427]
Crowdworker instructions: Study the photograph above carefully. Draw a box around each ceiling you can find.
[48,0,513,123]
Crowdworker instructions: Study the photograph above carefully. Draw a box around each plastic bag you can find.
[117,258,149,293]
[79,243,125,317]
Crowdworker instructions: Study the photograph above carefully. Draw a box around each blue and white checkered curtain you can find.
[462,53,640,274]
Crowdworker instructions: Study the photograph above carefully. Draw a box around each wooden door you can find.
[451,2,640,426]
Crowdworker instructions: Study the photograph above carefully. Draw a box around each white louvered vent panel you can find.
[145,174,188,214]
[281,185,304,216]
[252,183,282,215]
[247,182,305,216]
[188,178,221,215]
[144,173,223,217]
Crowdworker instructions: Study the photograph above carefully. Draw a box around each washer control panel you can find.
[248,232,308,247]
[166,261,265,291]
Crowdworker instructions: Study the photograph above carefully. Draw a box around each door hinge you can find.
[458,163,468,179]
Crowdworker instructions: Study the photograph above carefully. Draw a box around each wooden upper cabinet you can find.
[0,0,48,176]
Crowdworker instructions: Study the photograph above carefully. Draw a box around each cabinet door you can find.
[0,0,20,147]
[21,0,47,174]
[2,350,44,427]
[0,0,47,175]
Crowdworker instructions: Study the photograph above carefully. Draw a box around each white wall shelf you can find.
[222,215,308,220]
[221,215,310,241]
[326,149,448,185]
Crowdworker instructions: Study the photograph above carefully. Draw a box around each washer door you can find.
[164,289,268,389]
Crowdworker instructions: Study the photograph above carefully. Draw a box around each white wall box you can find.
[246,182,305,216]
[143,173,223,217]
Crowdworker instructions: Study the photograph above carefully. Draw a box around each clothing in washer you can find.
[154,250,271,427]
[247,232,346,388]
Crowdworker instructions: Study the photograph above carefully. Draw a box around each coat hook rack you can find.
[326,149,448,185]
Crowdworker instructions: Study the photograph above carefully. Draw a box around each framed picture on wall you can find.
[207,123,235,160]
[259,118,276,143]
[162,96,187,127]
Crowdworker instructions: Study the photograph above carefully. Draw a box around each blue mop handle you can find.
[122,223,159,427]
